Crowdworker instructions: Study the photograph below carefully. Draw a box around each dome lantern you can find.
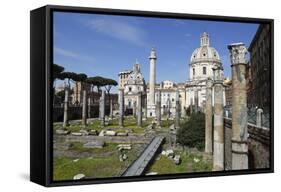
[200,32,210,47]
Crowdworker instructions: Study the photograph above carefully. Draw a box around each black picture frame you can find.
[30,5,274,187]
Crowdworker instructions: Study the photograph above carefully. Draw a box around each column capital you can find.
[228,43,248,65]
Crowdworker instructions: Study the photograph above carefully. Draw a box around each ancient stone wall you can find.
[224,118,270,169]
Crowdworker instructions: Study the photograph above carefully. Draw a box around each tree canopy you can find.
[53,64,65,83]
[176,113,205,150]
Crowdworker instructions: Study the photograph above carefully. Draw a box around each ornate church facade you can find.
[118,32,225,117]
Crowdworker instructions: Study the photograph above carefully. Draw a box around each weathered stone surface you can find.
[162,149,175,158]
[83,141,105,148]
[117,144,132,150]
[228,43,249,170]
[105,130,116,136]
[71,132,83,136]
[79,129,89,135]
[56,129,70,135]
[212,65,224,171]
[119,154,128,162]
[116,132,128,136]
[145,172,158,175]
[73,173,85,180]
[88,129,98,136]
[174,155,181,165]
[98,130,105,136]
[205,78,213,153]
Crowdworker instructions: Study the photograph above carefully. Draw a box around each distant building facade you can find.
[118,32,225,117]
[248,24,271,110]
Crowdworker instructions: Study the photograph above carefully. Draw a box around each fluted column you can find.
[228,43,248,170]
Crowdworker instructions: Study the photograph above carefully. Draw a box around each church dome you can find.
[190,32,221,63]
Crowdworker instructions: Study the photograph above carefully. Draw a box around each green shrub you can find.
[176,112,205,150]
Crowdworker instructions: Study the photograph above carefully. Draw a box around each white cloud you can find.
[54,47,78,58]
[185,33,192,37]
[54,47,95,63]
[85,17,147,47]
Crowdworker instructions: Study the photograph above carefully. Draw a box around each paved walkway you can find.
[122,136,165,177]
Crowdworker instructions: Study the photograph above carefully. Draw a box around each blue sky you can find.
[53,11,258,93]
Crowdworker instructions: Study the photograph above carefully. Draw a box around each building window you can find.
[193,68,195,76]
[129,87,132,92]
[203,67,206,75]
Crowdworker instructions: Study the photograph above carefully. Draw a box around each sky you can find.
[53,11,259,93]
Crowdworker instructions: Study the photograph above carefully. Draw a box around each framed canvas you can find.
[30,5,274,187]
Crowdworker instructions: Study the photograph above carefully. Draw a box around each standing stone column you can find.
[175,90,180,129]
[119,89,124,128]
[205,78,213,153]
[228,43,248,170]
[100,90,105,127]
[194,87,199,113]
[143,97,147,121]
[182,91,187,117]
[82,89,87,127]
[137,93,142,127]
[110,99,113,119]
[133,101,137,118]
[212,65,224,171]
[256,108,263,127]
[156,91,161,127]
[63,86,69,128]
[87,97,91,119]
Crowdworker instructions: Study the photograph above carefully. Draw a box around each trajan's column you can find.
[147,48,157,117]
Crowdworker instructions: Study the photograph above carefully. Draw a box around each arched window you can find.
[193,68,195,76]
[203,67,207,75]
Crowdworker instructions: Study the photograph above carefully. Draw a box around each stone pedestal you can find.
[100,90,105,127]
[119,89,124,127]
[212,66,224,171]
[137,93,142,127]
[63,87,69,128]
[228,43,248,170]
[205,79,213,153]
[82,90,87,127]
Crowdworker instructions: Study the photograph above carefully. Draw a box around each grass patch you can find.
[146,151,212,175]
[68,142,118,154]
[53,156,123,180]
